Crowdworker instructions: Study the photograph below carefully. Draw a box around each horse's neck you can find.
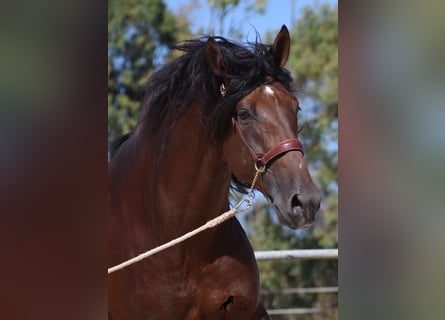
[144,108,232,239]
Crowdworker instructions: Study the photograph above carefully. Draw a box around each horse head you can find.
[206,26,321,229]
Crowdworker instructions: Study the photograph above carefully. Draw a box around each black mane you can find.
[139,36,293,143]
[111,35,294,192]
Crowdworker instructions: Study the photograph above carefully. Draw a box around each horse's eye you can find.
[297,106,301,114]
[237,109,251,121]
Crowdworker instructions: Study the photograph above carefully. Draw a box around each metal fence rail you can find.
[267,308,324,315]
[254,249,338,261]
[262,286,338,295]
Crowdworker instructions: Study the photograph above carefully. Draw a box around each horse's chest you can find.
[109,222,262,319]
[187,256,260,318]
[138,254,259,318]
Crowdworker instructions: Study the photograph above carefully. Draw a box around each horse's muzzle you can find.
[287,190,321,229]
[271,184,321,230]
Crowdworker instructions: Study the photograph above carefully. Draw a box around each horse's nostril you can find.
[291,194,303,218]
[291,194,302,209]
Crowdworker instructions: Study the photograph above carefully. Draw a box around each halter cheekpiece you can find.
[233,119,304,172]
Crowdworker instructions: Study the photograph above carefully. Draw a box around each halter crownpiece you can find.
[220,83,227,96]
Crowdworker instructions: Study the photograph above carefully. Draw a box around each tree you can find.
[288,3,338,249]
[204,0,267,38]
[108,0,190,145]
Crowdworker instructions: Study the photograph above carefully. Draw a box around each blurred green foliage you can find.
[205,0,267,37]
[108,0,190,143]
[290,2,338,253]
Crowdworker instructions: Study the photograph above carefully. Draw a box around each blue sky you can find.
[165,0,337,39]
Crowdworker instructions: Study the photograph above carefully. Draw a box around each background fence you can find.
[254,249,338,318]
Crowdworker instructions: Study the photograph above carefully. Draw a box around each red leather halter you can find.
[233,118,304,170]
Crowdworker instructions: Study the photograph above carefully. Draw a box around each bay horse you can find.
[108,25,321,319]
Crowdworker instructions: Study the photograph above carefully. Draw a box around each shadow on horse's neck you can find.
[137,102,232,239]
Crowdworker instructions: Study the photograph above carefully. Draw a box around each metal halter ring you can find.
[254,162,266,173]
[220,83,227,96]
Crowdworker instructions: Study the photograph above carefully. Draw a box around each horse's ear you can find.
[205,38,229,78]
[272,25,291,67]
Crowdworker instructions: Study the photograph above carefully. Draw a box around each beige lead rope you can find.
[108,208,239,274]
[108,165,265,274]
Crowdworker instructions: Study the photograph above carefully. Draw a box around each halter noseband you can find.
[232,118,304,171]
